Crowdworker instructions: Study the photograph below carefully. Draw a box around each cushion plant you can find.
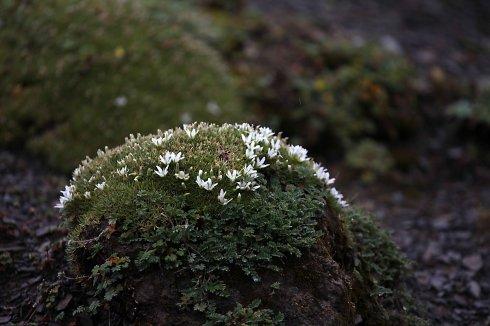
[0,0,243,171]
[51,123,423,324]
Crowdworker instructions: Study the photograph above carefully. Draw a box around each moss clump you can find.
[49,123,422,324]
[0,0,243,171]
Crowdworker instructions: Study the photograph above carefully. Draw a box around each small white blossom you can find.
[159,151,184,165]
[154,165,169,177]
[313,163,335,185]
[255,157,269,169]
[114,96,128,107]
[217,189,232,205]
[55,185,74,210]
[242,165,258,179]
[267,148,279,159]
[226,170,241,182]
[184,125,199,138]
[116,166,128,177]
[151,137,164,146]
[236,181,260,191]
[270,139,281,150]
[287,145,309,162]
[330,187,348,207]
[162,130,173,141]
[95,181,106,190]
[84,191,91,199]
[196,175,218,191]
[172,152,184,163]
[73,167,82,179]
[160,152,174,165]
[175,171,190,180]
[245,147,256,160]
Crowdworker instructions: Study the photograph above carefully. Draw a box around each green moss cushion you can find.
[0,0,243,171]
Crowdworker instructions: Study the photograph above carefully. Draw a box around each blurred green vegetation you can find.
[200,11,421,178]
[0,0,244,171]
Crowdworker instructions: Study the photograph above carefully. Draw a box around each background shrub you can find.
[0,0,243,171]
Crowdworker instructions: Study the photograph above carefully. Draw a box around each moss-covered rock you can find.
[0,0,243,171]
[49,123,423,324]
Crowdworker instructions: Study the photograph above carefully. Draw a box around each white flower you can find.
[242,164,258,179]
[84,191,91,199]
[175,171,190,180]
[236,181,260,191]
[270,139,281,151]
[258,126,274,138]
[226,170,241,182]
[287,145,309,162]
[330,187,348,207]
[217,189,232,205]
[184,125,199,139]
[114,96,128,107]
[313,163,335,185]
[196,175,218,191]
[153,130,173,144]
[159,152,174,165]
[55,185,74,210]
[255,157,269,169]
[73,166,82,179]
[95,182,106,190]
[173,152,184,163]
[245,147,256,160]
[116,166,128,177]
[267,148,278,159]
[154,165,169,177]
[151,137,164,146]
[159,151,184,165]
[162,130,173,141]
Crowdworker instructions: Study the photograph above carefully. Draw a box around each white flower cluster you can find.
[183,124,199,139]
[159,151,184,165]
[287,145,309,162]
[155,151,185,179]
[56,123,348,211]
[151,130,173,146]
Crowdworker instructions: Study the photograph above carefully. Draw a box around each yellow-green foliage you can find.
[0,0,243,171]
[57,123,348,322]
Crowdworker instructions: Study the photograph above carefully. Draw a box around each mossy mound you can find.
[0,0,243,171]
[50,123,423,324]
